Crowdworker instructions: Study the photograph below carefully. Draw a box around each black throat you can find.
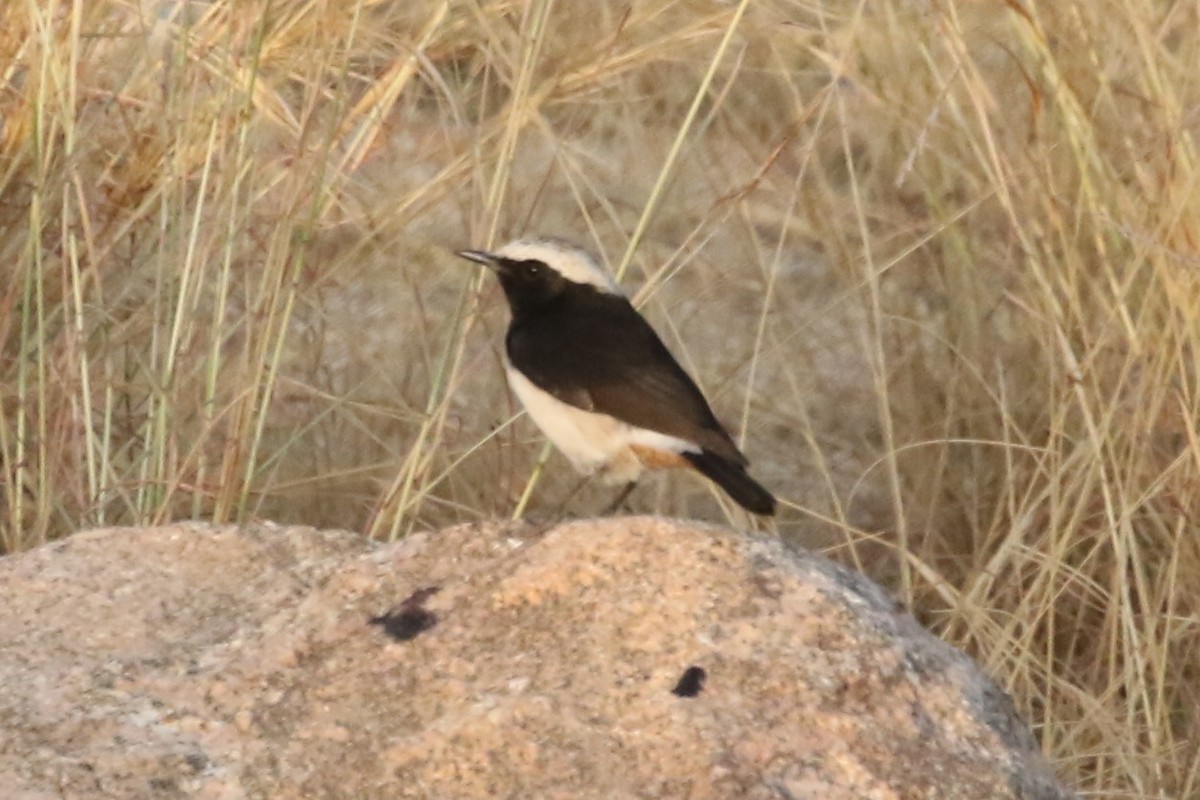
[505,277,612,323]
[494,262,581,320]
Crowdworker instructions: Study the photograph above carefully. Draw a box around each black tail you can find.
[683,450,776,516]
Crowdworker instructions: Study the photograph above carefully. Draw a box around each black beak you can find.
[456,249,500,269]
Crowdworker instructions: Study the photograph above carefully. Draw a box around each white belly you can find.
[505,365,697,484]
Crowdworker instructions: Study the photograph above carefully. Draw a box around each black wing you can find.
[506,289,747,465]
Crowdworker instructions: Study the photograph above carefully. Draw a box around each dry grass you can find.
[3,0,1199,794]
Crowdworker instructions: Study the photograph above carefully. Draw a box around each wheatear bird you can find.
[458,237,776,515]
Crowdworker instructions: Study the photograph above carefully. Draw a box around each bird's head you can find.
[457,238,619,313]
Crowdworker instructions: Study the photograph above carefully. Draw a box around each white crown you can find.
[493,237,618,293]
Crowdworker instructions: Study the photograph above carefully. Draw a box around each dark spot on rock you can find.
[370,608,437,641]
[672,665,706,698]
[370,585,441,642]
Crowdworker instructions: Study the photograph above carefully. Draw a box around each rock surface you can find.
[0,519,1073,799]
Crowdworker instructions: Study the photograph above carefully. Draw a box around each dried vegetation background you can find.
[2,0,1199,795]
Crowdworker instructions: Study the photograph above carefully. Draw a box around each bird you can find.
[457,237,776,516]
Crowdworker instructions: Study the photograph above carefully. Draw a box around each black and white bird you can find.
[458,237,776,516]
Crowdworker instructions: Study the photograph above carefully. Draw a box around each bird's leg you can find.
[551,473,594,519]
[602,480,638,515]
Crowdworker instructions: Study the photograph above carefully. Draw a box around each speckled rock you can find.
[0,519,1074,799]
